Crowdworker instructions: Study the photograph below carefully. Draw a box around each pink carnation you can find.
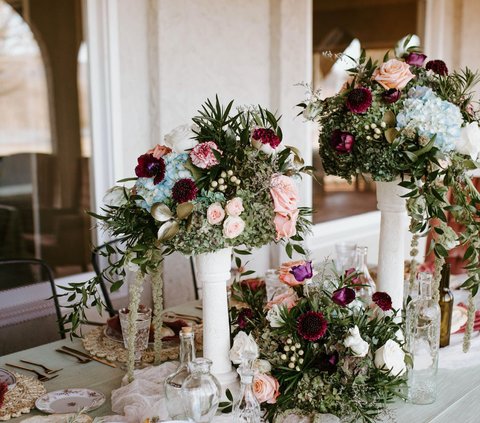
[189,141,222,169]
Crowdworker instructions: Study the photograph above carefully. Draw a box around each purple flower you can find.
[346,87,372,114]
[372,292,393,311]
[426,60,448,76]
[135,154,166,185]
[171,178,198,203]
[332,287,356,307]
[289,261,313,282]
[297,311,328,341]
[405,52,427,66]
[382,88,401,104]
[237,308,254,329]
[331,130,355,154]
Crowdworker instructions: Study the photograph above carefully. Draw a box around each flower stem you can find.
[127,271,144,382]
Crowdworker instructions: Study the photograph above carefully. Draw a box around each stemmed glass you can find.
[118,306,152,369]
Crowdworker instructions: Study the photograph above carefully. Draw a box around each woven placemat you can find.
[0,373,46,421]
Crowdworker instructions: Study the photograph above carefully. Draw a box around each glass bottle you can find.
[181,358,221,423]
[233,361,261,422]
[164,327,196,420]
[405,272,441,404]
[353,246,376,301]
[439,264,454,348]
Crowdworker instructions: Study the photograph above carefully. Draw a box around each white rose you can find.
[223,216,245,239]
[266,304,286,328]
[455,122,480,161]
[343,326,369,357]
[374,339,406,376]
[230,331,259,364]
[103,186,127,207]
[163,123,198,153]
[253,359,272,374]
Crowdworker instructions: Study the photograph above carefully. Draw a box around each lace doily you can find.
[82,326,203,364]
[0,373,46,421]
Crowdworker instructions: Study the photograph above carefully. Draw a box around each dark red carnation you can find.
[372,291,393,311]
[382,88,401,104]
[346,87,372,114]
[297,311,328,341]
[0,382,8,408]
[237,308,254,329]
[135,154,166,185]
[252,128,281,148]
[331,130,355,154]
[426,60,448,76]
[405,52,427,66]
[332,287,356,307]
[171,178,198,203]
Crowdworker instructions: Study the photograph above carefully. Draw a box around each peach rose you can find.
[223,216,245,239]
[373,59,415,90]
[207,202,225,225]
[270,174,298,214]
[279,259,308,286]
[147,144,172,159]
[225,197,244,217]
[266,288,299,310]
[253,373,280,404]
[274,210,298,240]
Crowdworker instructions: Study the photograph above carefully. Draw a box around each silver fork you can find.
[5,363,58,382]
[20,359,62,374]
[55,348,91,363]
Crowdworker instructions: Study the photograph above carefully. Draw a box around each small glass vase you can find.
[118,306,151,369]
[353,246,376,301]
[233,364,261,423]
[164,327,196,420]
[405,272,441,404]
[181,358,221,423]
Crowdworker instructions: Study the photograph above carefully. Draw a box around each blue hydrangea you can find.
[396,86,462,152]
[134,152,192,210]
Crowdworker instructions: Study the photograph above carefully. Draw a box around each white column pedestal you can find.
[194,247,238,387]
[376,180,409,310]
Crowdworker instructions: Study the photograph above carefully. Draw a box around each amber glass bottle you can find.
[439,263,454,347]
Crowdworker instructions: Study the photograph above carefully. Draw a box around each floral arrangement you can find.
[229,262,406,423]
[300,36,480,350]
[62,97,311,379]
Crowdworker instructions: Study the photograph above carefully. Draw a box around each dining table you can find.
[2,300,480,423]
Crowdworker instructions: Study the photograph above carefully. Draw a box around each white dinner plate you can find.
[35,389,105,414]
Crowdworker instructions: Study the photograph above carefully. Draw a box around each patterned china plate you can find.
[35,389,105,414]
[0,368,16,388]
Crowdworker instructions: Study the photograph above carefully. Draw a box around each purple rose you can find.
[346,87,372,114]
[382,88,401,104]
[426,60,448,76]
[135,154,166,185]
[372,292,392,311]
[331,130,355,154]
[332,287,356,307]
[290,261,313,282]
[405,52,427,66]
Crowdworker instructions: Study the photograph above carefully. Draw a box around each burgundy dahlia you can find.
[252,128,281,148]
[405,52,427,66]
[331,130,355,154]
[171,178,198,203]
[237,308,254,329]
[372,291,393,311]
[346,87,372,114]
[297,311,328,341]
[382,88,401,104]
[332,287,356,307]
[426,60,448,76]
[290,261,313,282]
[135,154,166,185]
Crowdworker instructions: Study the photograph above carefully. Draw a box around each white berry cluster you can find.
[209,169,241,192]
[280,337,304,371]
[363,121,387,141]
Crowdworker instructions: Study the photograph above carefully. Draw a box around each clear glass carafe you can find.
[164,327,196,420]
[233,365,261,422]
[353,246,376,301]
[181,358,221,422]
[405,272,441,404]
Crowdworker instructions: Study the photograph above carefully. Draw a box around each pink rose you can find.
[270,174,298,214]
[266,288,299,310]
[274,210,298,240]
[373,59,415,90]
[189,141,222,169]
[207,202,225,225]
[279,260,308,286]
[253,373,280,404]
[223,216,245,239]
[225,197,244,217]
[147,144,172,159]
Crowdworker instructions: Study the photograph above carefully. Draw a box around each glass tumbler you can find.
[118,306,152,369]
[334,242,357,273]
[181,358,221,422]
